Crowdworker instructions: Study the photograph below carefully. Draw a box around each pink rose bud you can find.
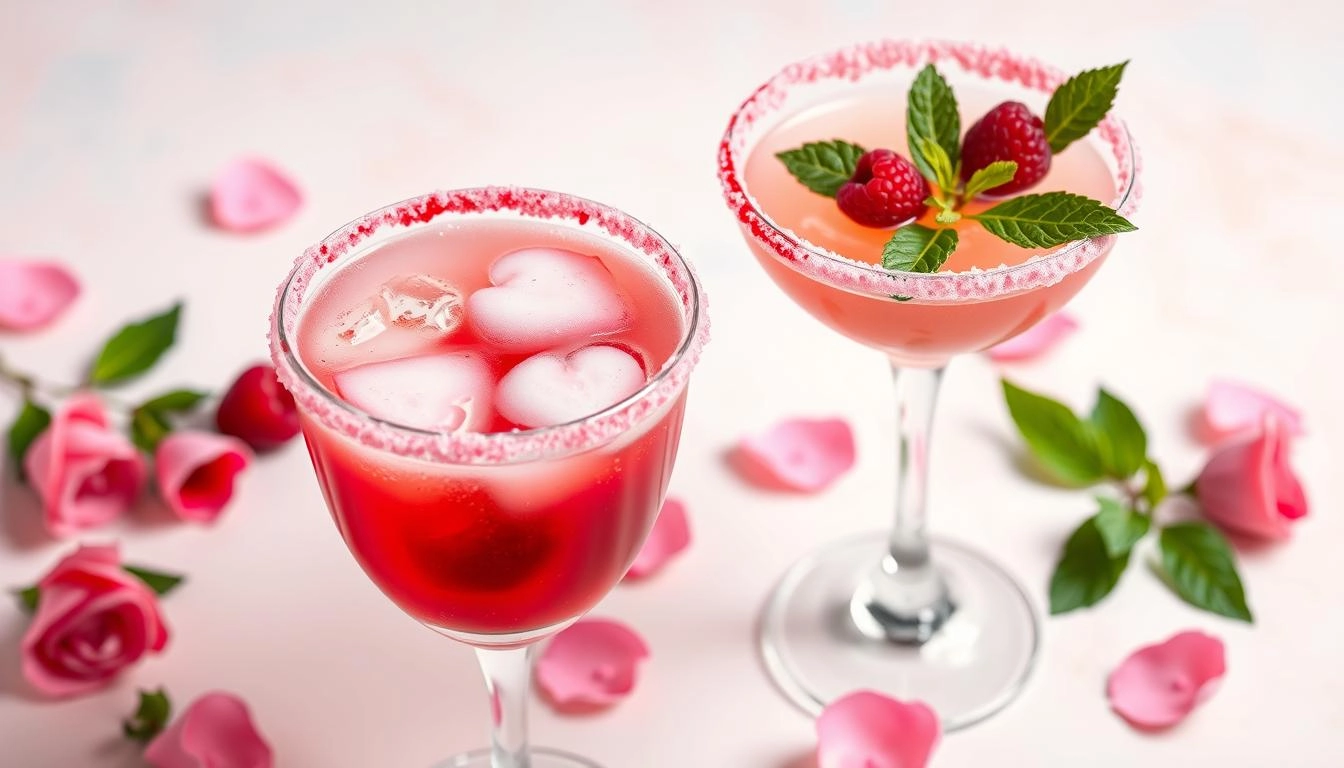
[21,543,169,698]
[215,364,300,451]
[155,431,252,524]
[23,392,146,538]
[1195,415,1308,541]
[145,691,273,768]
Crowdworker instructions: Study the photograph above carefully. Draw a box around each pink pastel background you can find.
[1,1,1341,765]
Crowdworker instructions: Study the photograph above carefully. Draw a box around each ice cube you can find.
[338,274,463,345]
[496,344,646,429]
[333,350,495,432]
[467,248,629,354]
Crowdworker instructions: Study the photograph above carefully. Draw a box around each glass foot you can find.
[433,747,602,767]
[760,532,1041,731]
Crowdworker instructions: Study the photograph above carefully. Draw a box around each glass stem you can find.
[474,646,534,768]
[850,363,955,644]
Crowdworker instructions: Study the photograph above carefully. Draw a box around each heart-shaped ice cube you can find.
[496,344,646,429]
[333,351,495,432]
[467,248,629,354]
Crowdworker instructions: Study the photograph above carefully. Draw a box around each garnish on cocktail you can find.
[776,61,1135,274]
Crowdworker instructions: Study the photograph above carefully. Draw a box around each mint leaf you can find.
[915,137,956,194]
[775,140,866,197]
[7,399,51,482]
[130,408,171,454]
[1089,388,1146,479]
[1001,379,1105,486]
[962,160,1018,200]
[1093,497,1150,559]
[1158,522,1253,623]
[1050,516,1127,614]
[882,225,957,273]
[123,688,172,744]
[90,302,183,386]
[890,295,914,302]
[1142,459,1167,510]
[906,64,960,183]
[970,192,1136,248]
[14,585,40,613]
[1044,62,1128,153]
[124,565,185,597]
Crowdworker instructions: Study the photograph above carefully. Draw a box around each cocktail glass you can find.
[718,40,1139,729]
[270,188,708,767]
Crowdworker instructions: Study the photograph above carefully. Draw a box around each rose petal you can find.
[816,690,940,768]
[624,498,691,580]
[735,417,855,492]
[986,311,1079,361]
[0,259,80,330]
[1195,414,1307,541]
[536,618,649,708]
[1202,379,1304,443]
[209,159,302,233]
[1107,630,1226,730]
[145,691,273,768]
[155,432,252,524]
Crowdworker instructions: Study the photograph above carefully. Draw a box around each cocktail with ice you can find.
[271,188,707,767]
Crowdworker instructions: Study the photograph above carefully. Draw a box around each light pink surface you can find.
[0,3,1338,766]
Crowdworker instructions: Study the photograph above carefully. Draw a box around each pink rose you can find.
[1195,416,1308,541]
[20,543,169,698]
[23,393,146,537]
[145,691,273,768]
[155,431,252,524]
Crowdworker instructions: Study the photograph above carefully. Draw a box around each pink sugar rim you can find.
[268,187,710,465]
[717,39,1143,302]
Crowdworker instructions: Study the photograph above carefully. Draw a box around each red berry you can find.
[960,101,1052,196]
[836,149,930,228]
[216,364,300,451]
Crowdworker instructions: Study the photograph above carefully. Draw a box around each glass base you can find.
[433,747,602,767]
[760,532,1041,731]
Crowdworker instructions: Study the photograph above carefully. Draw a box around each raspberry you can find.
[836,149,930,228]
[960,101,1052,196]
[216,364,300,451]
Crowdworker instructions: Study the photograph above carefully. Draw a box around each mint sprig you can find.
[906,64,960,186]
[123,688,172,745]
[1002,379,1253,622]
[774,140,867,198]
[962,161,1017,201]
[881,225,958,273]
[970,193,1136,248]
[89,302,183,386]
[1044,62,1128,154]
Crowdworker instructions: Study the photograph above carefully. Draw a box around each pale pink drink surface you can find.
[292,217,687,638]
[743,82,1121,367]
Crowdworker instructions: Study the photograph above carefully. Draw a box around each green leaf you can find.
[123,565,185,597]
[1044,62,1128,153]
[1049,516,1128,614]
[130,407,171,453]
[889,295,914,302]
[14,585,40,613]
[123,688,173,745]
[775,140,867,198]
[1088,388,1147,479]
[970,192,1136,248]
[1158,522,1253,622]
[906,64,961,183]
[7,399,51,482]
[881,225,958,273]
[1093,497,1150,559]
[90,302,183,386]
[962,160,1018,200]
[139,389,208,414]
[1142,459,1168,510]
[1000,379,1105,486]
[915,136,956,194]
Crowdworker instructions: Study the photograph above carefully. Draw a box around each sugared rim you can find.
[269,187,710,465]
[717,39,1143,302]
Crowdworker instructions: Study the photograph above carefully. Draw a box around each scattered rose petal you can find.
[624,498,691,580]
[536,618,649,708]
[21,543,169,698]
[155,431,252,524]
[735,417,855,492]
[1195,414,1307,541]
[145,691,273,768]
[1202,379,1304,443]
[209,159,302,232]
[986,311,1079,361]
[1107,630,1226,730]
[816,690,940,768]
[24,392,146,537]
[0,259,80,330]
